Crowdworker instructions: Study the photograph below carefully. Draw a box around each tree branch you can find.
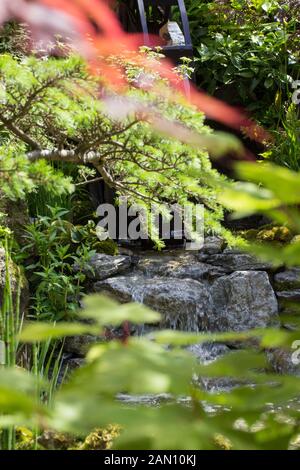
[0,113,40,149]
[27,148,102,163]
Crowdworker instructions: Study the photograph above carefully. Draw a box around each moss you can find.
[93,239,119,256]
[78,425,121,450]
[239,228,259,241]
[36,426,120,450]
[257,226,293,243]
[240,225,293,244]
[38,430,77,450]
[15,427,35,450]
[213,433,232,450]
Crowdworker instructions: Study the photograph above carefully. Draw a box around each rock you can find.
[159,21,185,46]
[210,271,279,331]
[276,290,300,301]
[187,342,239,392]
[136,257,173,277]
[187,342,230,364]
[203,253,272,272]
[95,275,214,331]
[38,430,77,450]
[95,269,279,333]
[136,252,194,277]
[64,334,100,356]
[200,236,226,255]
[267,348,300,376]
[78,254,132,281]
[162,260,226,281]
[137,252,226,281]
[274,268,300,291]
[223,247,245,254]
[256,226,292,243]
[94,275,142,303]
[58,357,85,384]
[276,290,300,316]
[0,247,29,313]
[65,357,85,371]
[141,278,213,331]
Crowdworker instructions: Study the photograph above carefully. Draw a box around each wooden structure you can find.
[118,0,193,64]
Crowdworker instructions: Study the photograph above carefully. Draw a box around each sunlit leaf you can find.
[20,322,100,342]
[80,294,161,325]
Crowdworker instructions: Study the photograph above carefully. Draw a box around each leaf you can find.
[20,322,101,342]
[247,241,300,267]
[63,337,196,396]
[0,368,48,418]
[236,162,300,205]
[218,182,280,216]
[80,294,161,325]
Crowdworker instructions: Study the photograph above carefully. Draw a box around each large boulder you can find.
[95,270,279,333]
[210,271,279,331]
[95,276,214,331]
[141,278,213,331]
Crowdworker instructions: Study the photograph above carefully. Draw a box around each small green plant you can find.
[184,0,299,126]
[20,206,99,321]
[263,104,300,171]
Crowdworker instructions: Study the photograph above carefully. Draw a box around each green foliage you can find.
[185,0,299,125]
[263,104,300,171]
[0,51,238,244]
[3,158,300,450]
[19,207,103,321]
[1,11,300,450]
[0,22,29,56]
[218,161,300,268]
[0,290,299,450]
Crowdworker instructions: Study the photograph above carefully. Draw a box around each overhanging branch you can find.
[27,149,102,163]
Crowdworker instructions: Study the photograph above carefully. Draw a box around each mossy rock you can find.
[38,430,77,450]
[78,425,120,450]
[16,427,35,450]
[37,426,120,450]
[241,225,293,244]
[257,226,293,243]
[93,239,118,256]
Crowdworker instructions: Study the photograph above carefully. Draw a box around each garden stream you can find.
[64,238,300,403]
